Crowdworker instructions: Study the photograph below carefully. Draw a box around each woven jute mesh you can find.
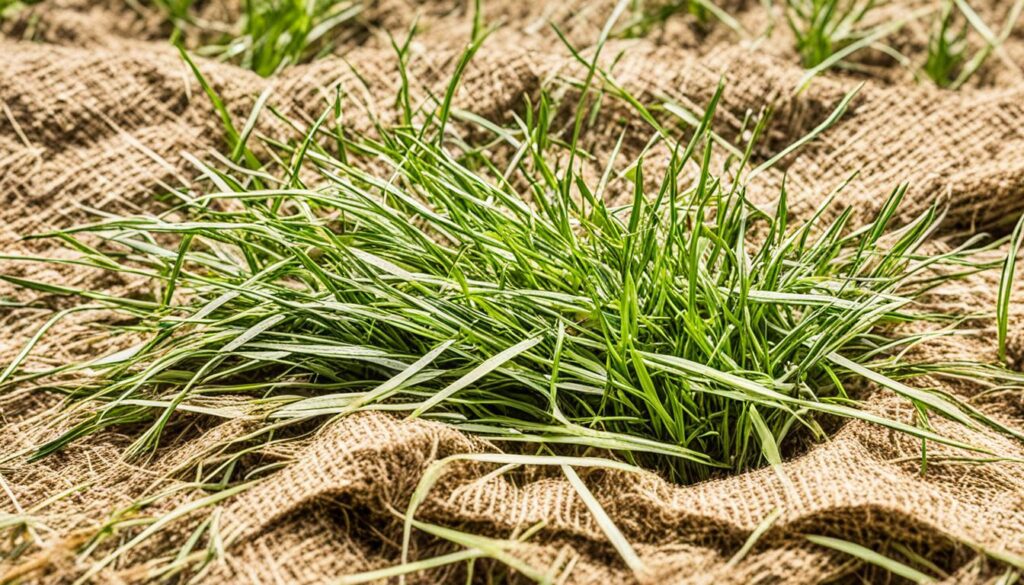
[3,0,1024,583]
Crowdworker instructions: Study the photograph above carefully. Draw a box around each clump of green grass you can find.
[4,10,1024,579]
[149,0,363,76]
[923,0,968,88]
[998,214,1024,363]
[922,0,1024,90]
[620,0,740,37]
[785,0,876,67]
[210,0,363,76]
[3,50,1022,486]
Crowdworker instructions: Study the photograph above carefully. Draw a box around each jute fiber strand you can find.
[2,0,1024,583]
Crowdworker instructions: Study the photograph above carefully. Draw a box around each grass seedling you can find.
[208,0,363,76]
[4,14,1024,582]
[923,0,1024,90]
[923,0,968,88]
[620,0,746,37]
[785,0,876,67]
[149,0,363,76]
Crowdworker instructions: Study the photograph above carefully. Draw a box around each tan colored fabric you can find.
[3,0,1024,583]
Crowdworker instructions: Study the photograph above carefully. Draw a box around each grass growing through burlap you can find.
[151,0,363,75]
[785,0,878,68]
[206,0,363,76]
[619,0,747,38]
[4,8,1024,482]
[784,0,1023,91]
[923,0,1024,89]
[4,2,1024,582]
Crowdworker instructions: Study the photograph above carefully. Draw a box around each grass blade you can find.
[998,214,1024,362]
[806,535,936,584]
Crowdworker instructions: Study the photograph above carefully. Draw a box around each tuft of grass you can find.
[150,0,363,76]
[210,0,363,76]
[785,0,876,68]
[923,0,968,88]
[619,0,747,38]
[4,9,1024,580]
[923,0,1024,90]
[4,50,1023,485]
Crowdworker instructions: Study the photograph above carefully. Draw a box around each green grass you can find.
[785,0,877,68]
[806,534,1024,583]
[4,2,1024,580]
[0,0,32,15]
[923,0,969,88]
[619,0,747,38]
[923,0,1024,90]
[148,0,193,36]
[152,0,363,76]
[212,0,362,76]
[806,535,939,583]
[3,39,1022,485]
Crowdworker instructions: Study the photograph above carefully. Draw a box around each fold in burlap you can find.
[3,1,1024,583]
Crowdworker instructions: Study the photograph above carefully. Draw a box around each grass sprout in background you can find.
[923,0,968,88]
[146,0,195,42]
[147,0,364,76]
[129,0,1023,91]
[622,0,711,36]
[620,0,747,38]
[211,0,363,76]
[785,0,877,67]
[923,0,1024,89]
[4,4,1024,581]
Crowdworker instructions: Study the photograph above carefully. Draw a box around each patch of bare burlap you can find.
[3,1,1024,583]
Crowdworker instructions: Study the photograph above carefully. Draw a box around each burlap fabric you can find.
[3,1,1024,583]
